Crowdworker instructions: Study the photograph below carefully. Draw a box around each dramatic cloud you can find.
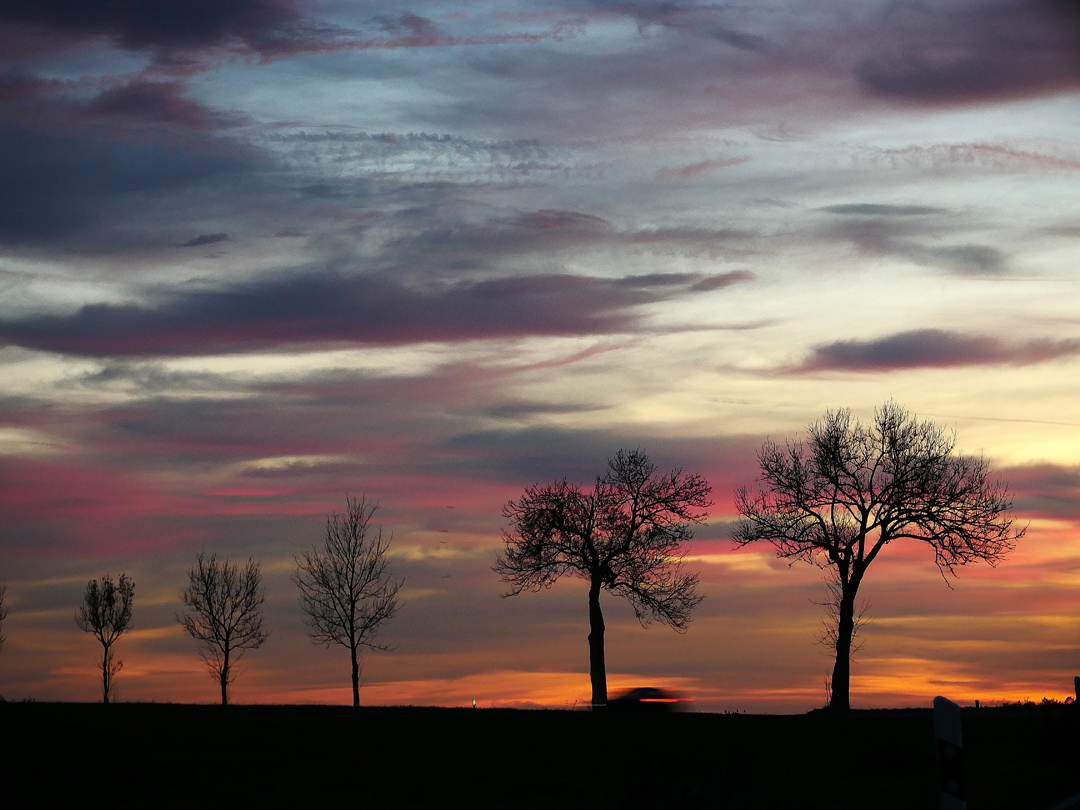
[0,1,578,75]
[799,330,1080,372]
[0,270,752,357]
[2,0,1079,712]
[856,0,1080,104]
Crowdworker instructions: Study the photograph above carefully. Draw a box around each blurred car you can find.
[605,687,693,712]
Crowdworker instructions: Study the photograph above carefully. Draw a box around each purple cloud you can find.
[0,270,753,357]
[856,0,1080,104]
[798,329,1080,372]
[1001,463,1080,520]
[0,0,303,52]
[84,81,246,130]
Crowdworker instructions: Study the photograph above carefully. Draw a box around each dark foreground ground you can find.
[3,702,1078,809]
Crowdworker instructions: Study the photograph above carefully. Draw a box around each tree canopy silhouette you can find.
[294,495,404,708]
[733,400,1024,710]
[178,553,268,705]
[496,449,711,707]
[75,573,134,704]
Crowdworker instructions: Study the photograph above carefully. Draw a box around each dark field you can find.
[4,702,1078,809]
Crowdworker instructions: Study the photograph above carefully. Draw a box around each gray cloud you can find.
[895,242,1006,275]
[180,232,229,247]
[380,209,755,275]
[627,4,775,54]
[484,401,607,419]
[821,204,946,217]
[441,425,759,490]
[0,125,247,246]
[823,214,1007,275]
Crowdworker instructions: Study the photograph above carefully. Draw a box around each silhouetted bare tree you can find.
[0,583,8,652]
[496,449,712,707]
[75,574,134,704]
[294,495,404,708]
[734,400,1024,711]
[178,553,268,705]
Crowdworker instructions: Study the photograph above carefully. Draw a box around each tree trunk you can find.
[220,648,230,706]
[829,586,857,711]
[588,578,607,708]
[102,646,110,705]
[351,646,361,709]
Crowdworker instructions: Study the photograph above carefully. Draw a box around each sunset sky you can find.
[1,0,1079,711]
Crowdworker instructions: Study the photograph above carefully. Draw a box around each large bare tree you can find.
[496,449,712,707]
[294,495,404,708]
[75,574,134,704]
[734,401,1024,711]
[177,552,269,705]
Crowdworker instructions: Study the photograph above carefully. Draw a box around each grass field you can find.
[4,702,1078,809]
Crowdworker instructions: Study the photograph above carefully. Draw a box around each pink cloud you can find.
[653,157,750,185]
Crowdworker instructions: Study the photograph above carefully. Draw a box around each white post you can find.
[933,696,966,810]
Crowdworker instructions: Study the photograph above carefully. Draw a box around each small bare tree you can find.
[294,495,404,707]
[75,574,134,704]
[0,583,8,652]
[178,552,268,705]
[734,400,1024,711]
[496,449,712,707]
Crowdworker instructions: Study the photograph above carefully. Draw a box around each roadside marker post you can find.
[933,696,966,810]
